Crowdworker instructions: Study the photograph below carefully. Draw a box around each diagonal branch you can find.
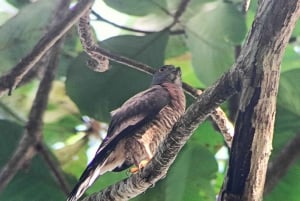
[0,40,60,192]
[82,62,241,201]
[91,10,185,35]
[85,45,234,147]
[174,0,191,21]
[0,0,74,194]
[78,8,109,72]
[77,8,234,145]
[38,142,71,195]
[0,0,95,96]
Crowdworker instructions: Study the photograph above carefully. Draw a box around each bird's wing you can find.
[98,84,170,153]
[67,85,170,201]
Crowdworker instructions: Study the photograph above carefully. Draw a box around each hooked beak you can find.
[175,67,181,76]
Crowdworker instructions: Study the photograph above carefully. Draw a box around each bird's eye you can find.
[159,67,165,72]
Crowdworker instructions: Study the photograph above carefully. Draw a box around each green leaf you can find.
[165,35,188,58]
[281,45,300,73]
[186,1,246,86]
[291,17,300,36]
[0,0,60,74]
[57,27,83,77]
[133,143,218,201]
[191,120,224,154]
[7,0,30,8]
[66,32,169,122]
[165,145,218,201]
[103,0,167,16]
[0,80,39,123]
[0,120,66,201]
[265,162,300,201]
[43,115,81,146]
[277,69,300,117]
[165,52,205,88]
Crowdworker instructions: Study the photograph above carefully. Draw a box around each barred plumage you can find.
[67,65,185,201]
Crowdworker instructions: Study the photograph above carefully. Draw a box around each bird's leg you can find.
[129,153,152,174]
[138,159,149,169]
[129,159,150,174]
[129,145,153,173]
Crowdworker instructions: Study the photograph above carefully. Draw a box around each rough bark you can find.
[219,1,300,201]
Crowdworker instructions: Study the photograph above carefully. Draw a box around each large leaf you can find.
[0,120,66,201]
[103,0,167,16]
[186,1,246,86]
[132,143,218,201]
[265,162,300,201]
[281,45,300,73]
[66,32,169,122]
[277,69,300,117]
[0,0,60,74]
[165,52,204,88]
[7,0,30,8]
[165,35,189,59]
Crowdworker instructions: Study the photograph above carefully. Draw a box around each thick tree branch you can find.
[264,131,300,195]
[220,1,300,201]
[0,0,94,96]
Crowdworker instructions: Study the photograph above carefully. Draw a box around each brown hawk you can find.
[67,65,186,201]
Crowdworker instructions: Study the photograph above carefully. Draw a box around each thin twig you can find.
[0,101,27,124]
[79,11,234,144]
[0,40,59,192]
[38,142,71,195]
[264,132,300,195]
[174,0,191,21]
[91,45,234,147]
[91,10,185,35]
[0,0,95,96]
[78,8,109,72]
[0,0,74,190]
[91,10,157,34]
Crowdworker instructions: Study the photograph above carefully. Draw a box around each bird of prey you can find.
[67,65,186,201]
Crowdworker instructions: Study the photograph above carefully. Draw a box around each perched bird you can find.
[67,65,186,201]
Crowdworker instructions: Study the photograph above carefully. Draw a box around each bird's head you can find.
[151,65,182,86]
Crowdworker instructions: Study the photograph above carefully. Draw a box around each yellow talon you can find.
[138,159,149,169]
[129,159,149,174]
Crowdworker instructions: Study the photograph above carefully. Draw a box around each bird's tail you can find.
[67,165,102,201]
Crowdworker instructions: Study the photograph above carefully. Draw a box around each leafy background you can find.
[0,0,299,200]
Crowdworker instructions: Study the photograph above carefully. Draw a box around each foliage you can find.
[0,0,299,200]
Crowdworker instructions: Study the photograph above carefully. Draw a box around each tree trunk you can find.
[219,1,300,201]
